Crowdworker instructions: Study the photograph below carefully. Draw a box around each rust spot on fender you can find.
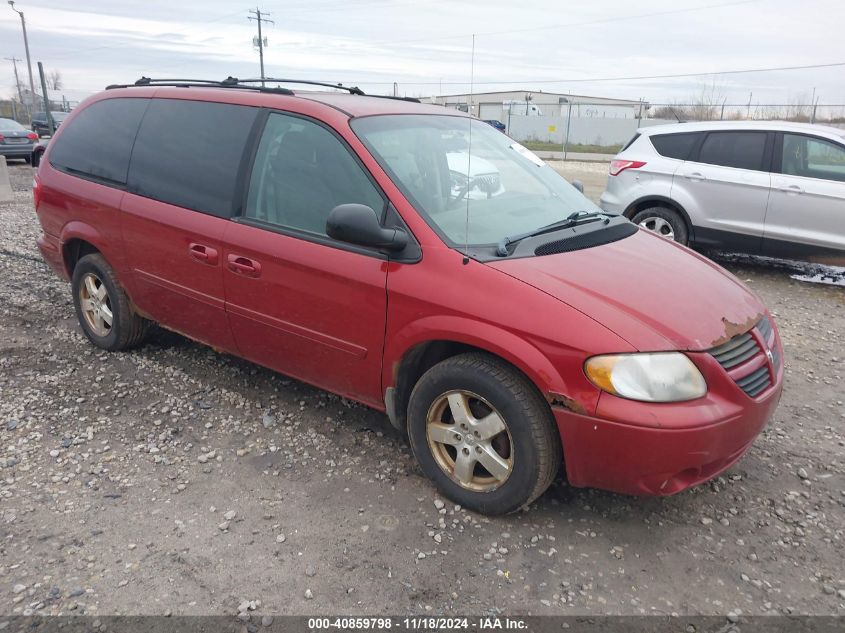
[547,392,587,415]
[709,313,763,348]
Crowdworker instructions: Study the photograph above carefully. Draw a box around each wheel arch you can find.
[623,195,695,242]
[383,318,569,435]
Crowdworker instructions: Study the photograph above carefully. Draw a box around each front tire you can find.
[71,254,150,351]
[631,206,688,245]
[407,353,561,515]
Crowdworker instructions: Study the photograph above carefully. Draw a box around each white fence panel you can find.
[506,115,677,146]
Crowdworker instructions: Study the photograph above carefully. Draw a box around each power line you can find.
[332,61,845,86]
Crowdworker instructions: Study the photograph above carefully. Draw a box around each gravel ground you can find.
[1,162,844,618]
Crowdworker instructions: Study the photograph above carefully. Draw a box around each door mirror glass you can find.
[326,204,408,252]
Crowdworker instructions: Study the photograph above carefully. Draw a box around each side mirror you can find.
[326,204,408,252]
[571,179,585,194]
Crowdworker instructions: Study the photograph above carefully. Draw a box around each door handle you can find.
[778,184,804,194]
[684,171,706,181]
[227,254,261,277]
[188,243,218,265]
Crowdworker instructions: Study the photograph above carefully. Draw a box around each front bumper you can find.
[553,348,784,496]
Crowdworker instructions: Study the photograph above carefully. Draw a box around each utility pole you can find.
[248,8,273,87]
[8,2,36,113]
[4,56,24,106]
[37,62,53,135]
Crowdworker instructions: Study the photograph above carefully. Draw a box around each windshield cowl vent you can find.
[534,222,638,256]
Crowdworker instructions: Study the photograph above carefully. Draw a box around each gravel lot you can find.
[1,161,844,618]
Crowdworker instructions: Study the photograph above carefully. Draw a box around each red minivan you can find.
[33,79,783,514]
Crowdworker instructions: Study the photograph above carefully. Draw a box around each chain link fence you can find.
[505,103,845,157]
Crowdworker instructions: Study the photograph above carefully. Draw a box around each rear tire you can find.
[71,254,151,351]
[631,206,688,245]
[407,353,561,515]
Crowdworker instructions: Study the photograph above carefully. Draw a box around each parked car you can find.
[31,110,68,137]
[33,81,783,514]
[31,138,49,167]
[483,119,506,133]
[0,117,38,163]
[600,121,845,263]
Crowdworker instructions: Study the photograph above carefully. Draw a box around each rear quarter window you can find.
[49,98,149,185]
[127,99,258,218]
[649,132,701,160]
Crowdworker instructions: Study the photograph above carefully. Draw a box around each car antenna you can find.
[462,33,476,266]
[668,106,686,123]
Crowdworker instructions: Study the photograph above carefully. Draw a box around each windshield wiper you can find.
[495,211,610,257]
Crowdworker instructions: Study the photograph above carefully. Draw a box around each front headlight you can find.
[584,352,707,403]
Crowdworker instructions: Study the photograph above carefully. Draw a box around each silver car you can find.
[0,117,37,164]
[600,121,845,263]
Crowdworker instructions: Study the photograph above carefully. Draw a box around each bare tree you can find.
[48,70,63,91]
[650,82,726,121]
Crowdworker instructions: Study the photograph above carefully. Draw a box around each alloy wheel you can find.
[637,216,675,240]
[425,390,514,492]
[78,272,113,337]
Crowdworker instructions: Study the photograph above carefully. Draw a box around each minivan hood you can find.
[488,228,766,351]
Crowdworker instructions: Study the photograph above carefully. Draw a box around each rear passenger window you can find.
[650,133,700,160]
[127,99,258,218]
[244,112,384,236]
[49,98,148,185]
[697,131,767,171]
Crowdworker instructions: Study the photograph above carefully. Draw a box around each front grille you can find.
[707,317,778,398]
[736,365,770,397]
[708,332,759,369]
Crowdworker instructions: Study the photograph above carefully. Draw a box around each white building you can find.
[420,90,649,122]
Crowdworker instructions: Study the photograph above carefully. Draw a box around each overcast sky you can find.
[1,0,843,108]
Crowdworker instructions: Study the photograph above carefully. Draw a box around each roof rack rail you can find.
[236,78,366,95]
[240,78,421,102]
[105,77,294,95]
[104,76,421,103]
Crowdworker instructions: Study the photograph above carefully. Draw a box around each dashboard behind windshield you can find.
[351,115,601,248]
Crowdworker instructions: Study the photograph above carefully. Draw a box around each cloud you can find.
[0,0,842,107]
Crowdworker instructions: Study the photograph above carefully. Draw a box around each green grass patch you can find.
[520,141,623,155]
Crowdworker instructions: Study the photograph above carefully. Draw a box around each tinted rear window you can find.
[650,132,700,160]
[697,131,767,170]
[127,99,258,218]
[49,98,148,184]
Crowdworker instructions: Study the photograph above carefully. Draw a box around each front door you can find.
[764,132,845,262]
[222,111,390,406]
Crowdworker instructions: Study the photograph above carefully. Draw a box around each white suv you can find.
[600,121,845,262]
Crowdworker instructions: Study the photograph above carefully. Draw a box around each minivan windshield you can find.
[352,115,602,247]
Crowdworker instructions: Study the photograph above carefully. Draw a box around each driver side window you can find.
[781,134,845,183]
[245,112,385,236]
